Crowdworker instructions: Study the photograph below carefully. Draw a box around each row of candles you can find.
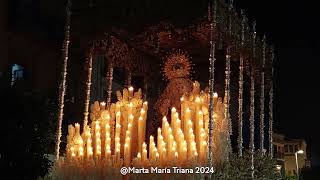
[66,85,221,168]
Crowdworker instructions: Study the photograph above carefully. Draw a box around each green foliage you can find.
[283,176,296,180]
[212,151,282,179]
[1,88,56,179]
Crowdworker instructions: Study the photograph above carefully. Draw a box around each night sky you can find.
[7,0,320,170]
[237,0,320,167]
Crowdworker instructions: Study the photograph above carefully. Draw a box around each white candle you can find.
[171,107,177,127]
[140,108,147,146]
[149,136,155,160]
[100,101,106,110]
[138,116,144,154]
[180,96,185,132]
[184,108,191,136]
[157,128,162,156]
[196,111,203,153]
[124,142,130,166]
[142,142,147,163]
[137,152,141,166]
[128,86,134,98]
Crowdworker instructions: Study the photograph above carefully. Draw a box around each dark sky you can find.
[238,0,320,167]
[8,0,320,168]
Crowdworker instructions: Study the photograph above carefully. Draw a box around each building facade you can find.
[273,133,310,177]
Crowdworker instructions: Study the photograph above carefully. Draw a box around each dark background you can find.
[2,0,320,178]
[237,0,320,168]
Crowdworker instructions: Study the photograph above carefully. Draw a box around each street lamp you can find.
[276,165,281,171]
[295,150,304,180]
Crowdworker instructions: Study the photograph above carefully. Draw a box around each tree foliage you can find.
[0,87,55,179]
[212,151,282,179]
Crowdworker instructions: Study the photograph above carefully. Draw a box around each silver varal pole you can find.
[55,0,72,161]
[250,67,255,179]
[250,21,257,179]
[237,9,246,157]
[83,46,93,128]
[208,0,217,172]
[259,35,266,154]
[224,46,232,152]
[269,46,274,158]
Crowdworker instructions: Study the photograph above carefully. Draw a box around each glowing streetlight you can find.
[276,165,281,171]
[295,150,304,180]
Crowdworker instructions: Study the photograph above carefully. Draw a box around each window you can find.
[294,145,298,152]
[284,145,288,152]
[11,64,24,86]
[289,145,293,153]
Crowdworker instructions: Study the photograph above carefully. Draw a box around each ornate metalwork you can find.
[207,2,211,22]
[228,0,233,35]
[126,71,132,88]
[162,50,192,80]
[106,61,113,107]
[143,76,148,100]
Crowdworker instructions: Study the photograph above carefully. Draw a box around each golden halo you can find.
[162,50,192,80]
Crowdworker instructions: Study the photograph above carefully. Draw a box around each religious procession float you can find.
[47,0,278,179]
